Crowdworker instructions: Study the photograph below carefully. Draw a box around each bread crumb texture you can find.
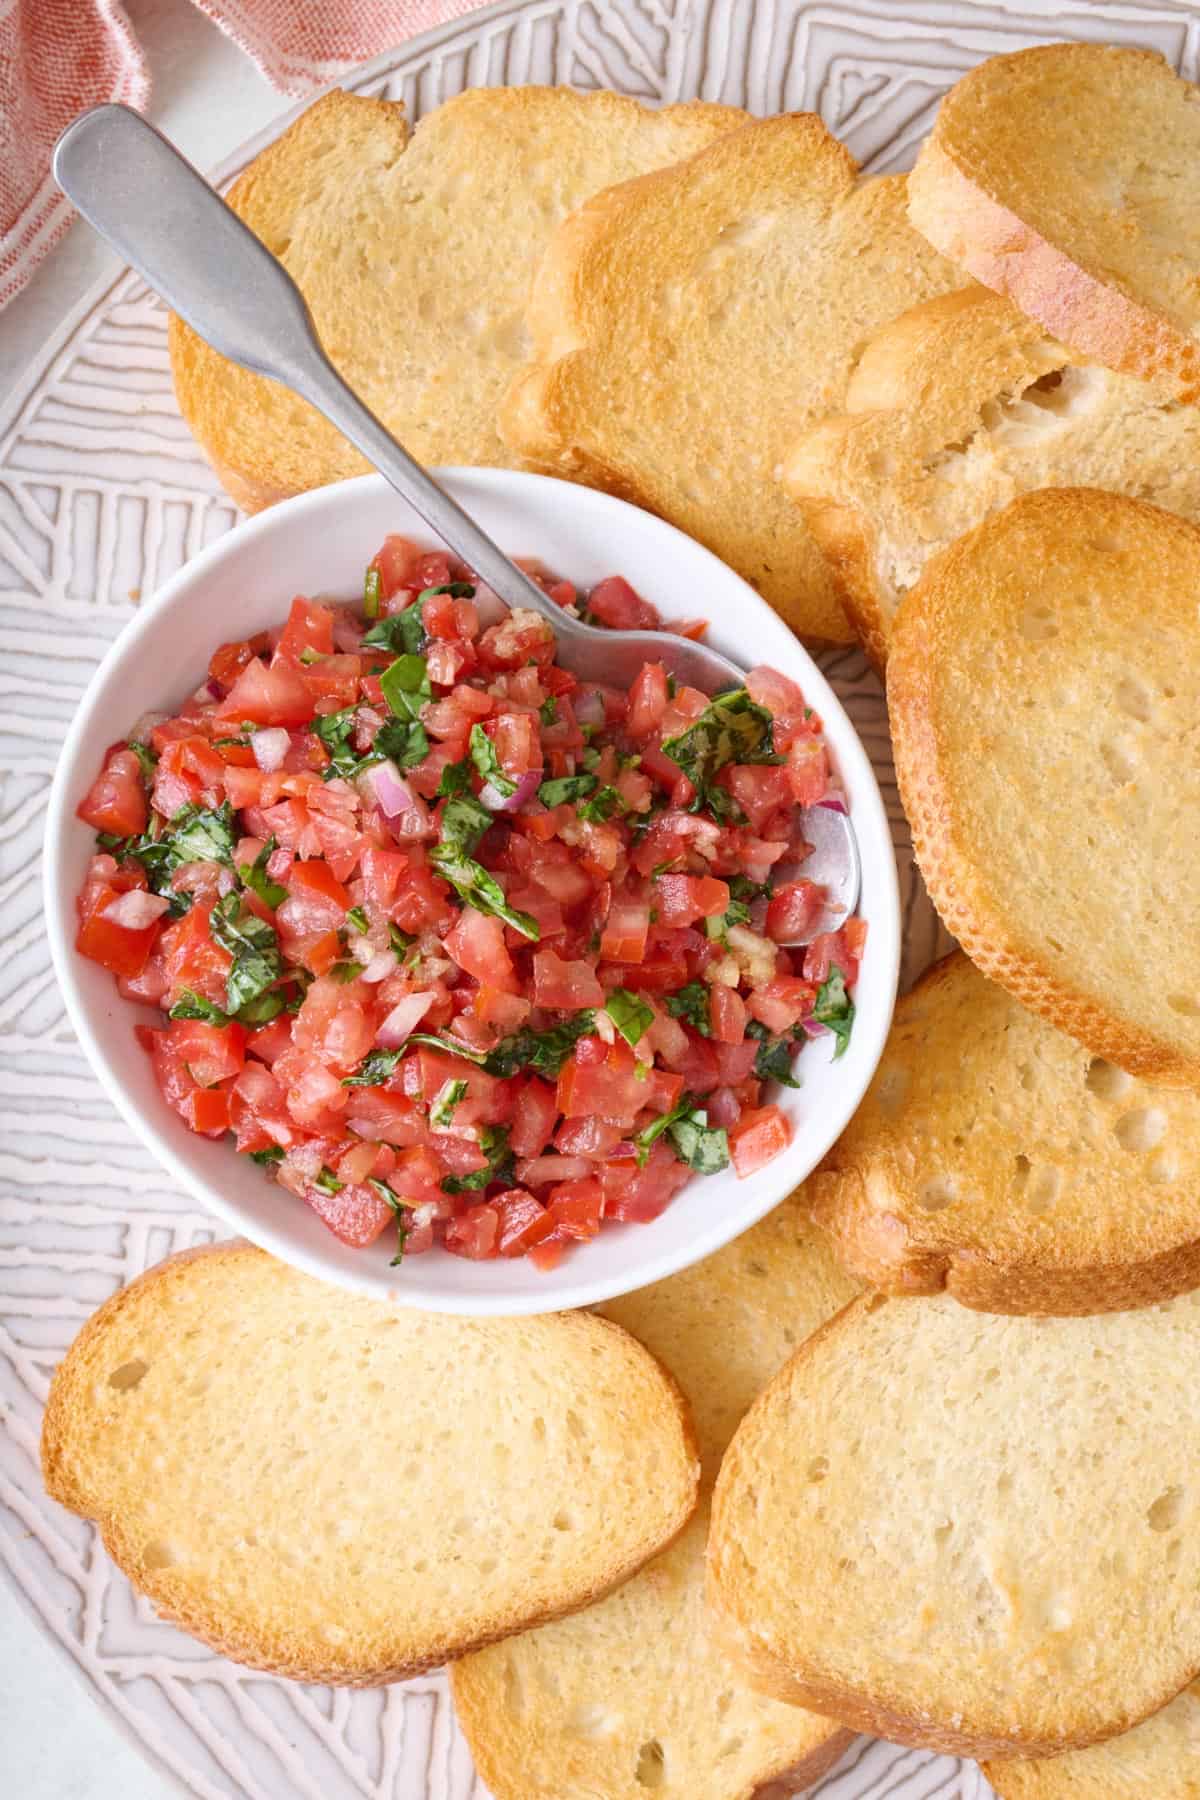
[169,87,743,512]
[451,1195,859,1800]
[888,487,1200,1087]
[709,1288,1200,1758]
[41,1242,698,1683]
[987,1679,1200,1798]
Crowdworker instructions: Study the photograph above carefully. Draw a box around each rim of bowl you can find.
[44,469,900,1314]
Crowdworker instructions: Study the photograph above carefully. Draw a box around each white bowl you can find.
[44,470,899,1314]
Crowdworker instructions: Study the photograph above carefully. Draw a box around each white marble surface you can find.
[0,2,289,1792]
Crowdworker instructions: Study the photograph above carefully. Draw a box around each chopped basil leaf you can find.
[368,1175,410,1265]
[236,988,286,1025]
[342,1047,405,1087]
[538,695,558,727]
[664,981,711,1037]
[362,599,428,657]
[328,960,361,984]
[128,740,158,780]
[312,705,360,777]
[313,1166,343,1195]
[438,758,472,799]
[469,723,516,797]
[373,715,430,771]
[580,744,602,769]
[379,652,431,722]
[363,564,382,619]
[634,1093,693,1164]
[813,965,855,1059]
[661,688,780,822]
[346,905,369,934]
[212,735,250,749]
[668,1107,730,1174]
[704,897,752,942]
[210,892,282,1014]
[388,923,414,955]
[168,988,229,1025]
[442,1124,515,1195]
[429,843,540,939]
[538,773,597,808]
[249,1145,284,1166]
[170,801,236,866]
[605,988,654,1048]
[749,1025,802,1087]
[406,1031,490,1065]
[578,784,622,823]
[440,793,494,855]
[481,1013,595,1080]
[298,646,324,666]
[238,834,287,909]
[429,1077,468,1129]
[729,875,771,902]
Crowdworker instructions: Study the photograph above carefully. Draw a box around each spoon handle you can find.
[51,104,561,623]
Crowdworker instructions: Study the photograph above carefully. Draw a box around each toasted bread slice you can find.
[708,1288,1200,1759]
[783,285,1200,666]
[987,1682,1200,1798]
[169,86,744,512]
[907,44,1200,402]
[41,1242,698,1684]
[502,113,962,642]
[987,1683,1200,1797]
[888,487,1200,1087]
[451,1196,859,1800]
[813,951,1200,1315]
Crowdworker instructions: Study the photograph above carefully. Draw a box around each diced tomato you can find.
[508,1076,560,1159]
[444,1202,502,1259]
[710,985,747,1045]
[276,596,335,663]
[158,902,232,1006]
[289,858,352,915]
[557,1038,650,1127]
[766,879,825,944]
[152,735,226,817]
[167,1018,246,1086]
[217,656,312,727]
[532,949,604,1010]
[546,1178,603,1241]
[496,1189,555,1256]
[626,662,669,739]
[728,1104,791,1176]
[599,1140,691,1222]
[786,737,830,806]
[446,909,517,992]
[713,1038,758,1086]
[76,747,147,837]
[76,875,164,978]
[724,765,792,835]
[491,711,541,777]
[554,1115,625,1158]
[599,899,649,964]
[655,873,729,928]
[802,927,862,987]
[416,1048,511,1128]
[748,976,817,1034]
[305,1180,395,1248]
[209,634,268,693]
[586,576,658,631]
[371,535,423,600]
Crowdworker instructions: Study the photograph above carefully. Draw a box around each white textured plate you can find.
[1,2,1195,1796]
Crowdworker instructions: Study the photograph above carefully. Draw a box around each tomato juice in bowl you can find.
[44,471,900,1315]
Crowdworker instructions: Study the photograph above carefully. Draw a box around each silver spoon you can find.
[53,103,859,941]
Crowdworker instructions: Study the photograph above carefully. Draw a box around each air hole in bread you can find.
[918,1175,956,1212]
[142,1541,176,1571]
[635,1738,667,1788]
[1100,738,1138,786]
[1013,1154,1031,1186]
[1167,1537,1183,1565]
[717,1735,745,1761]
[1147,1486,1186,1532]
[552,1511,573,1532]
[108,1359,149,1391]
[1116,676,1153,722]
[1114,1108,1167,1153]
[1085,1057,1132,1101]
[807,1456,829,1484]
[933,1520,953,1547]
[1018,605,1058,642]
[1169,994,1200,1017]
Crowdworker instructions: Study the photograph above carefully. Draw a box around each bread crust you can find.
[888,487,1200,1088]
[42,1241,700,1685]
[907,45,1200,403]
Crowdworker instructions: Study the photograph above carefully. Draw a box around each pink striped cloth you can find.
[0,0,486,309]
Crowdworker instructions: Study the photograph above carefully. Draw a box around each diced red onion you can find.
[516,1154,592,1185]
[252,727,290,772]
[360,949,399,985]
[707,1085,741,1129]
[799,1016,831,1038]
[575,689,606,728]
[361,759,427,826]
[818,796,848,814]
[331,608,365,653]
[748,897,769,933]
[479,767,540,814]
[130,710,168,743]
[376,991,435,1048]
[102,889,170,929]
[471,581,507,628]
